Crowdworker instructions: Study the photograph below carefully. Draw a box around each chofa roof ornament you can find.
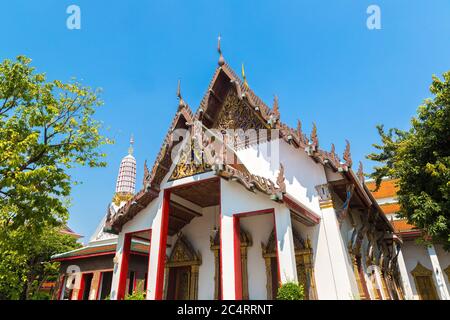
[343,139,353,168]
[217,34,225,67]
[177,79,186,109]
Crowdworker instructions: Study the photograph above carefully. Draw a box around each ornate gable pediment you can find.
[411,262,432,277]
[213,91,267,131]
[168,234,201,267]
[169,137,212,181]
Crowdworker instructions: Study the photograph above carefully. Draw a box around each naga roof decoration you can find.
[357,161,365,184]
[105,40,391,233]
[213,162,286,199]
[310,122,319,150]
[342,139,353,168]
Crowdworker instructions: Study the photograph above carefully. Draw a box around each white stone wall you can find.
[240,214,274,300]
[402,240,435,300]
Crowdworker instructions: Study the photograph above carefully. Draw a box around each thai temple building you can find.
[51,40,449,300]
[367,179,450,300]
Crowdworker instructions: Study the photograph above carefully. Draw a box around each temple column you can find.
[274,206,298,285]
[110,232,131,300]
[220,213,241,300]
[147,190,170,300]
[316,183,356,299]
[427,244,450,300]
[395,246,414,300]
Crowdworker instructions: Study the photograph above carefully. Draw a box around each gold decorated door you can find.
[415,276,438,300]
[167,266,191,300]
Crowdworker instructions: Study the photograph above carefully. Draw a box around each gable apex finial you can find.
[177,79,185,109]
[217,34,225,66]
[242,63,249,88]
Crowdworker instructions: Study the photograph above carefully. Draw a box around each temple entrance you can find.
[164,235,201,300]
[166,266,191,300]
[411,262,439,300]
[211,227,252,299]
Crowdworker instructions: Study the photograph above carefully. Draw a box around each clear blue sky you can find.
[2,1,450,242]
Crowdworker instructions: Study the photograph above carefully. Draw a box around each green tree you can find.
[0,223,82,300]
[276,282,304,300]
[0,55,111,299]
[367,71,450,250]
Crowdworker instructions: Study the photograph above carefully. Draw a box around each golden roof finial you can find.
[177,79,185,109]
[217,34,225,66]
[241,63,249,89]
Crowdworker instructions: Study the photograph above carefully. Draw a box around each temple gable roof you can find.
[104,58,393,234]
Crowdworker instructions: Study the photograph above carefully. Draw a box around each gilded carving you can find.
[164,234,201,300]
[214,91,267,131]
[169,139,211,181]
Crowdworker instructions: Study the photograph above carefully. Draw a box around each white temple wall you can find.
[237,140,326,213]
[240,214,274,300]
[402,240,434,300]
[166,206,218,300]
[220,179,298,299]
[121,196,161,234]
[435,245,450,291]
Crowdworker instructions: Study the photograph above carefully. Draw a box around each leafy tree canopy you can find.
[0,56,111,299]
[367,71,450,250]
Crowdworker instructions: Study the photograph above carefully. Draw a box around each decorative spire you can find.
[297,119,302,138]
[177,79,186,109]
[217,34,225,66]
[128,134,134,155]
[241,63,249,89]
[114,135,137,205]
[272,95,280,118]
[276,163,286,194]
[143,159,150,188]
[330,143,338,163]
[311,122,319,148]
[357,161,364,183]
[343,139,353,167]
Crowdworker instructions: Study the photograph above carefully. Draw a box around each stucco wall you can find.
[402,240,434,300]
[237,139,326,214]
[165,205,218,300]
[240,214,274,300]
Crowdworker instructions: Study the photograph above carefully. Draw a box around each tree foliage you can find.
[0,224,82,300]
[0,56,111,299]
[276,282,304,300]
[367,71,450,250]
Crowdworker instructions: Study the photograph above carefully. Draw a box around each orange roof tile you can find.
[391,219,418,233]
[366,179,399,199]
[379,203,401,214]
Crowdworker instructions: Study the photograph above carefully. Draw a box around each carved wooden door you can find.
[415,276,439,300]
[167,266,191,300]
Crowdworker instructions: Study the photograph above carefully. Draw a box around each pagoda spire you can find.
[217,34,225,66]
[128,134,134,155]
[113,135,137,206]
